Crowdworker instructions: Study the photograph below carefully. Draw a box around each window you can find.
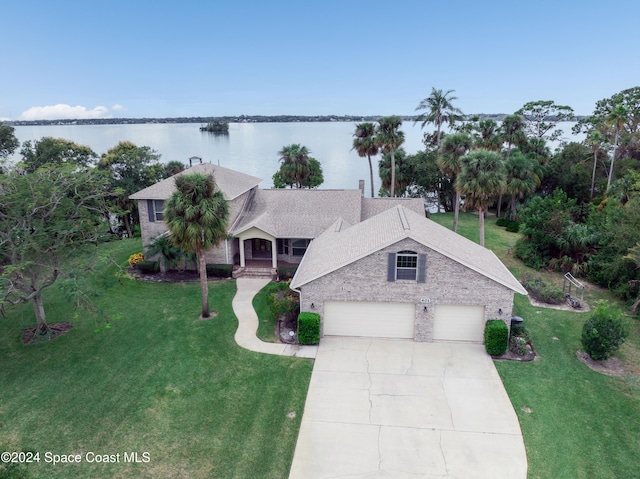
[277,239,289,255]
[387,251,426,283]
[396,250,418,280]
[292,239,311,256]
[147,199,165,222]
[153,200,164,221]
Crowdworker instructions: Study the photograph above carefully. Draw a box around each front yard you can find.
[0,239,312,479]
[431,212,640,479]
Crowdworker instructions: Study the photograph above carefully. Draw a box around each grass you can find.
[0,239,313,479]
[431,211,640,479]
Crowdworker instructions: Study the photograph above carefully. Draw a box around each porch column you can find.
[271,240,277,269]
[239,237,246,267]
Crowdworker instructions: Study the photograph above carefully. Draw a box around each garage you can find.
[323,301,415,339]
[433,304,485,343]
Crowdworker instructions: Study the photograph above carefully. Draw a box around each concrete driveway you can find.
[289,338,527,479]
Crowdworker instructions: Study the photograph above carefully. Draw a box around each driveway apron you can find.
[289,337,527,479]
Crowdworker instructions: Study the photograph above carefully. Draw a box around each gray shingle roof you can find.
[230,189,362,238]
[129,163,262,201]
[361,197,425,220]
[290,205,527,295]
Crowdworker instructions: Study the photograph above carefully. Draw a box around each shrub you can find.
[128,252,144,267]
[484,319,509,355]
[297,312,320,345]
[506,220,520,233]
[496,218,509,227]
[136,260,159,273]
[206,264,233,278]
[514,239,544,269]
[277,266,298,280]
[510,324,531,343]
[581,301,628,360]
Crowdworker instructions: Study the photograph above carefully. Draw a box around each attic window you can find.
[396,250,418,280]
[387,251,426,283]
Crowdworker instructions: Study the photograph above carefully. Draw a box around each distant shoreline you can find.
[3,114,586,127]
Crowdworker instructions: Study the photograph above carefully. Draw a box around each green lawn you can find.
[431,211,640,479]
[0,239,313,479]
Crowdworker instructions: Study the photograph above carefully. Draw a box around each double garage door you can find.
[323,301,485,343]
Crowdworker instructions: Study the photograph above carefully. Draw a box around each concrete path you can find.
[289,337,527,479]
[232,277,317,359]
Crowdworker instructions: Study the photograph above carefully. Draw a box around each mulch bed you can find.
[22,322,73,345]
[576,350,625,377]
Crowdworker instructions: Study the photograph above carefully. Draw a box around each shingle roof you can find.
[230,189,362,238]
[290,205,527,295]
[361,197,425,220]
[129,163,262,201]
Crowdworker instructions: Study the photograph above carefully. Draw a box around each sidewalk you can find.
[231,277,317,359]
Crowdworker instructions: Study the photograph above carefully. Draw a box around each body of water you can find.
[10,121,582,194]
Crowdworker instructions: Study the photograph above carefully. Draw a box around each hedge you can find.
[205,264,233,278]
[484,319,509,355]
[136,260,159,273]
[277,266,298,280]
[298,312,320,345]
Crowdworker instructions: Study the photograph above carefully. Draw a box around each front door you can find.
[252,238,271,259]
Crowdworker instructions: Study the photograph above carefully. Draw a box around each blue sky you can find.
[2,0,639,120]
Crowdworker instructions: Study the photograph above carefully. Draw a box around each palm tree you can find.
[164,173,229,318]
[456,149,506,247]
[375,116,405,197]
[500,114,526,161]
[606,105,628,190]
[352,123,378,197]
[504,151,538,220]
[278,144,311,188]
[415,88,464,149]
[472,119,502,151]
[585,129,606,198]
[145,233,181,273]
[438,132,472,232]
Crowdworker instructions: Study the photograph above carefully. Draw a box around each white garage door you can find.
[433,304,485,342]
[323,301,415,339]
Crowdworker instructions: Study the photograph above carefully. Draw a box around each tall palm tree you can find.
[456,149,506,247]
[278,144,311,188]
[585,129,606,198]
[415,88,464,149]
[164,173,229,318]
[352,123,378,197]
[504,151,538,220]
[606,105,628,190]
[375,116,405,197]
[438,132,472,232]
[500,114,526,161]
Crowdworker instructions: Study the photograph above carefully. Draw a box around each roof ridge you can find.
[397,205,410,231]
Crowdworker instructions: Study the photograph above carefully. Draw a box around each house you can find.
[290,206,527,342]
[130,163,526,343]
[130,163,424,270]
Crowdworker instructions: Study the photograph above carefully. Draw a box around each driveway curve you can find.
[289,337,527,479]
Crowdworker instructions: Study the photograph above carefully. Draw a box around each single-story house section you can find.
[130,163,425,271]
[290,206,528,342]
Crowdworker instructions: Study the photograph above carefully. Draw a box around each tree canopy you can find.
[0,165,108,338]
[273,144,324,189]
[20,136,97,172]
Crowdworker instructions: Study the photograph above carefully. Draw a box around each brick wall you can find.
[298,238,515,342]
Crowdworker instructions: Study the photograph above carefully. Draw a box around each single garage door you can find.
[323,301,415,339]
[433,304,485,342]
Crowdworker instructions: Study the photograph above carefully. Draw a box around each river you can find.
[10,121,581,193]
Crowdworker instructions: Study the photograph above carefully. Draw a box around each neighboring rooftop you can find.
[129,163,262,201]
